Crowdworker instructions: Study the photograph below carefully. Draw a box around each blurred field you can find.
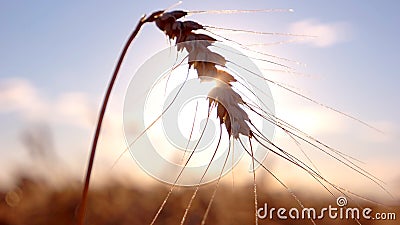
[0,174,398,225]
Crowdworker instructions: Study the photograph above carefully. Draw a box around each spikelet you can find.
[208,84,251,138]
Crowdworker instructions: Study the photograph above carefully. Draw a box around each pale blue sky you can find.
[0,1,399,194]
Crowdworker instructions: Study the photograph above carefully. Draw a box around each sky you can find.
[0,0,399,200]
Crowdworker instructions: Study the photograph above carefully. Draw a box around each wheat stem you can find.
[76,12,163,225]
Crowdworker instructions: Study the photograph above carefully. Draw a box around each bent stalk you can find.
[76,11,163,225]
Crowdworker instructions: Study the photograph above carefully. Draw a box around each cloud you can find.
[0,77,130,157]
[0,78,96,129]
[0,79,46,118]
[0,78,139,185]
[55,93,97,129]
[289,19,352,47]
